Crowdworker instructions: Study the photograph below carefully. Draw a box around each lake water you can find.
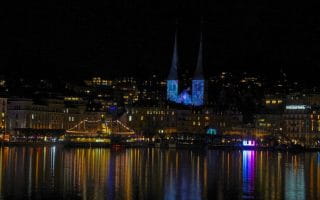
[0,146,319,200]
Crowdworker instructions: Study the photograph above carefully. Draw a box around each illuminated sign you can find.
[242,140,256,147]
[285,105,309,110]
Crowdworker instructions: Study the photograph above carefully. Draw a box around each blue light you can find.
[167,80,179,102]
[167,78,204,106]
[192,80,204,106]
[109,106,117,112]
[207,128,217,135]
[177,89,192,105]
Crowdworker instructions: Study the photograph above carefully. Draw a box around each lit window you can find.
[129,116,132,122]
[140,116,144,121]
[31,114,35,120]
[271,100,277,104]
[266,100,271,104]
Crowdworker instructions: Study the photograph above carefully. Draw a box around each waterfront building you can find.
[6,98,104,135]
[254,114,282,136]
[253,94,285,135]
[282,104,311,142]
[125,106,243,135]
[256,93,320,145]
[252,92,320,145]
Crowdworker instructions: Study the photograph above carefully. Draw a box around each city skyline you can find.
[2,3,320,200]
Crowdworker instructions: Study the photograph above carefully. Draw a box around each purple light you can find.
[242,140,256,147]
[242,150,256,198]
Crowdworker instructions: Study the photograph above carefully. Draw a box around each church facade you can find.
[167,31,205,106]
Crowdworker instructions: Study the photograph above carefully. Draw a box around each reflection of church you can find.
[167,31,205,106]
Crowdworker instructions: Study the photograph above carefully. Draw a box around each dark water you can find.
[0,146,319,200]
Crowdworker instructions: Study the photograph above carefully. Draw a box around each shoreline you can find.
[1,141,320,152]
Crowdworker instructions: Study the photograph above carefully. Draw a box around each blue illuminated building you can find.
[192,33,205,106]
[167,80,178,102]
[166,30,205,106]
[167,31,179,102]
[177,89,192,105]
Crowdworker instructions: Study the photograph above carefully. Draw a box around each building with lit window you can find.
[0,97,7,134]
[124,105,243,135]
[6,98,104,135]
[282,104,311,142]
[255,93,320,145]
[84,76,139,106]
[253,94,285,135]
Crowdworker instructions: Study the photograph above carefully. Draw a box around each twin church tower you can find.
[167,29,205,106]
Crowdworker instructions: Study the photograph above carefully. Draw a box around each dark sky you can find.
[2,2,320,81]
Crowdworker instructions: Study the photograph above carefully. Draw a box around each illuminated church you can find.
[167,31,205,106]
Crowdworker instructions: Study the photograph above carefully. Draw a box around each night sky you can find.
[3,2,320,81]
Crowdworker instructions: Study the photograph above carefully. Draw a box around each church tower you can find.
[167,31,179,102]
[192,32,205,106]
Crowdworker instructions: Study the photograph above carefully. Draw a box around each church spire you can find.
[193,31,204,80]
[167,28,178,80]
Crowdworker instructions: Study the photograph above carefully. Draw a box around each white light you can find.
[285,105,309,110]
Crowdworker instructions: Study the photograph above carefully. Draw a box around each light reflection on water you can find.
[242,150,255,199]
[0,147,319,199]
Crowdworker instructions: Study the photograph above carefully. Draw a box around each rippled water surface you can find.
[0,146,319,200]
